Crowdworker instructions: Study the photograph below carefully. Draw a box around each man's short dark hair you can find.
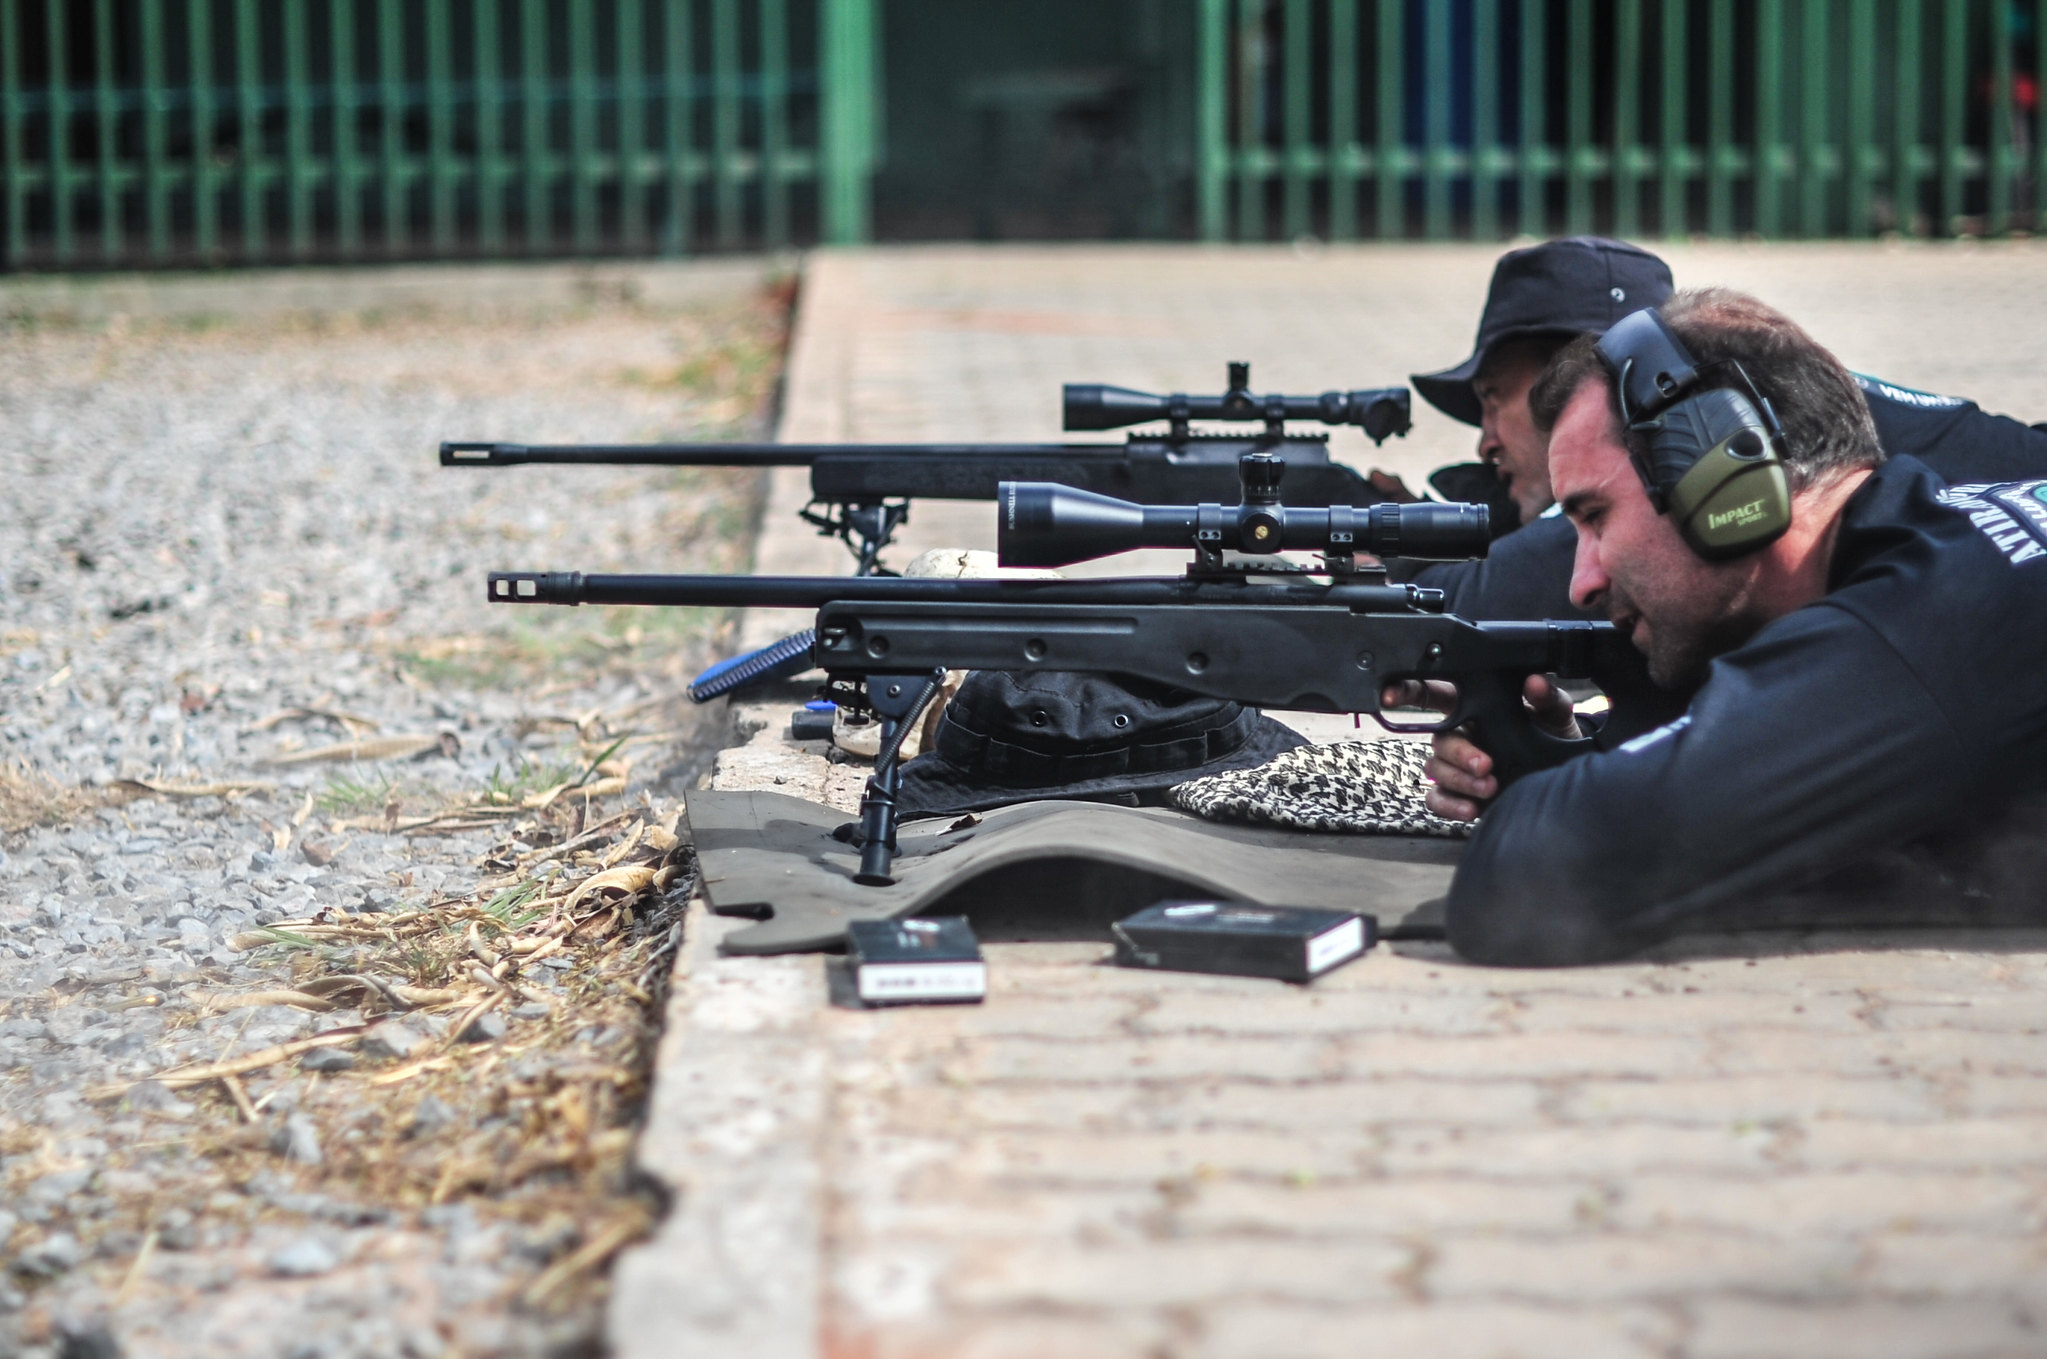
[1529,288,1884,492]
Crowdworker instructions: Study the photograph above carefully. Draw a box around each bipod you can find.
[848,669,949,886]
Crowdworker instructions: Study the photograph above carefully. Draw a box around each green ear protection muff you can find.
[1594,308,1792,561]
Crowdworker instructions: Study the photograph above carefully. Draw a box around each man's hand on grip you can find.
[1378,674,1582,822]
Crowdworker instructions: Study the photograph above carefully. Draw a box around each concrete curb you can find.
[608,902,828,1359]
[607,250,840,1359]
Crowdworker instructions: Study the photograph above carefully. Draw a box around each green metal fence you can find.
[1198,0,2047,241]
[0,0,878,269]
[12,0,2047,264]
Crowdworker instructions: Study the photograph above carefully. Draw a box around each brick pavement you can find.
[614,243,2047,1359]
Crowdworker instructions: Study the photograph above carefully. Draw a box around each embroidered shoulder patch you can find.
[1936,480,2047,565]
[1854,374,1968,410]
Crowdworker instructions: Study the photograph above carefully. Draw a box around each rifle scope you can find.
[997,482,1491,568]
[1062,362,1412,444]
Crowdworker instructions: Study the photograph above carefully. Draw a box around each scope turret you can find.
[1062,361,1412,444]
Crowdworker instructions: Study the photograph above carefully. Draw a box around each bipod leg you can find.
[852,669,947,886]
[849,501,911,577]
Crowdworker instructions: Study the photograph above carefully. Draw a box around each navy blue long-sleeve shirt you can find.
[1446,457,2047,965]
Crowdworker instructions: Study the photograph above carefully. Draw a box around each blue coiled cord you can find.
[688,629,819,703]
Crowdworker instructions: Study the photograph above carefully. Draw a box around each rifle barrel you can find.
[487,571,1439,613]
[442,440,1201,469]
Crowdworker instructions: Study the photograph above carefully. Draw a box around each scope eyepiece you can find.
[997,483,1490,569]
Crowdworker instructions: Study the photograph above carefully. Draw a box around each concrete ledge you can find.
[0,254,793,325]
[608,901,828,1359]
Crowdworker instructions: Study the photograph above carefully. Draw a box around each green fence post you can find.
[1520,0,1545,236]
[1284,0,1311,239]
[1989,0,2013,233]
[711,0,739,247]
[144,0,173,262]
[477,0,502,255]
[1565,0,1591,233]
[237,0,263,259]
[1846,0,1873,234]
[333,0,360,257]
[662,0,695,255]
[522,0,547,252]
[1376,0,1403,238]
[427,0,452,253]
[1196,0,1228,240]
[1660,0,1687,237]
[1237,1,1264,240]
[380,0,404,255]
[762,0,789,247]
[1707,0,1731,234]
[1756,0,1781,235]
[618,0,647,252]
[1799,0,1830,237]
[1472,0,1497,240]
[569,0,596,252]
[1326,0,1356,240]
[1423,0,1451,239]
[1940,0,1965,233]
[1896,0,1921,233]
[191,0,216,259]
[1613,0,1639,238]
[47,0,70,264]
[2039,0,2047,231]
[285,0,311,258]
[94,0,118,261]
[2,0,21,269]
[820,0,876,245]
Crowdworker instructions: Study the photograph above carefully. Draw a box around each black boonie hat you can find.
[1413,237,1675,427]
[895,671,1307,819]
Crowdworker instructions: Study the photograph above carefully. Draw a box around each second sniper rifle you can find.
[443,362,1413,576]
[486,458,1630,885]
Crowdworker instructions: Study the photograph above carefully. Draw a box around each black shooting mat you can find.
[687,789,1463,955]
[689,788,2047,958]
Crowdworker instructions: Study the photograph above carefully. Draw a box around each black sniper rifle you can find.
[485,453,1629,886]
[443,362,1413,576]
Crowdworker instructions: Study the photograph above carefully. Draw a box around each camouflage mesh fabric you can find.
[1169,739,1473,839]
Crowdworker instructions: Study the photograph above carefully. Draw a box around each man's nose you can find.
[1477,415,1502,465]
[1568,532,1608,613]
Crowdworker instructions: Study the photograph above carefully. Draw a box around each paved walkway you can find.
[613,243,2047,1359]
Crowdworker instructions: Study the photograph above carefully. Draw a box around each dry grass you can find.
[0,760,105,835]
[1,789,691,1335]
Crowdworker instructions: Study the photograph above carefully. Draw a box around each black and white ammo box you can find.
[845,917,987,1005]
[1111,900,1375,982]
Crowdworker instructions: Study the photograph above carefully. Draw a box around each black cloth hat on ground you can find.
[1412,237,1675,427]
[894,671,1308,818]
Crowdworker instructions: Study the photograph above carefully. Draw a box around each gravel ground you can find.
[0,279,784,1357]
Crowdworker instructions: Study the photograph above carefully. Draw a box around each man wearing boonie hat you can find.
[1406,236,1675,529]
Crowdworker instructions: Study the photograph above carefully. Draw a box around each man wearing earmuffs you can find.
[1412,288,2047,966]
[1391,237,2047,623]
